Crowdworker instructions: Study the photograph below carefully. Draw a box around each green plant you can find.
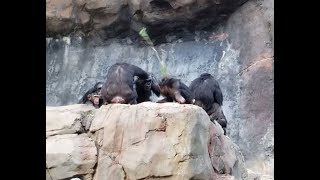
[139,27,167,78]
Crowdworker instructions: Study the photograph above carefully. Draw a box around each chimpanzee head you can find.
[87,82,103,107]
[158,77,179,96]
[142,78,152,91]
[134,74,154,91]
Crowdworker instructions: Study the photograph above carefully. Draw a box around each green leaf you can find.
[139,27,167,78]
[139,27,154,46]
[160,61,167,78]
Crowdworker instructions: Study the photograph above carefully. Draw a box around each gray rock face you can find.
[46,0,248,40]
[46,103,248,180]
[46,0,274,178]
[225,0,274,177]
[46,35,233,106]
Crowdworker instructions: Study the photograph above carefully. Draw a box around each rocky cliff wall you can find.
[46,0,274,177]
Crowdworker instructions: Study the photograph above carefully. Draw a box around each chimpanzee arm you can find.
[78,86,96,103]
[127,64,150,79]
[166,79,186,103]
[173,91,186,104]
[179,84,194,104]
[157,97,173,103]
[151,82,161,96]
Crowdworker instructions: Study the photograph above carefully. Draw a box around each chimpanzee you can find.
[100,63,153,104]
[189,73,227,134]
[78,82,104,108]
[134,74,161,103]
[157,77,195,104]
[208,102,227,135]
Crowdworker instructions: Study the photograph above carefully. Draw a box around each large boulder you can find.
[46,103,249,179]
[46,104,96,137]
[46,133,97,180]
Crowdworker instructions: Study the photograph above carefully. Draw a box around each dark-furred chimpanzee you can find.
[100,63,153,104]
[157,77,195,104]
[79,82,104,108]
[208,102,227,134]
[134,75,161,103]
[189,73,227,134]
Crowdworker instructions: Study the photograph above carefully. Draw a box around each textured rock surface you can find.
[46,133,97,180]
[225,0,274,177]
[208,122,247,178]
[46,103,248,180]
[46,104,96,137]
[46,0,248,40]
[46,0,274,178]
[92,102,248,179]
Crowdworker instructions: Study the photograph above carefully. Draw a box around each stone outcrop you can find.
[46,0,274,178]
[46,133,97,180]
[224,0,274,177]
[46,0,248,40]
[46,103,248,180]
[46,104,96,137]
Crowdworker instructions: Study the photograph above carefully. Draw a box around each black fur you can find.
[157,77,194,104]
[78,82,104,108]
[135,75,161,103]
[208,103,227,135]
[189,73,223,110]
[189,73,227,135]
[100,63,151,104]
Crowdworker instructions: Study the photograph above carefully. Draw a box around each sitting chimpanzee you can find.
[100,63,156,104]
[134,74,160,103]
[78,82,104,108]
[189,73,227,134]
[157,77,195,104]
